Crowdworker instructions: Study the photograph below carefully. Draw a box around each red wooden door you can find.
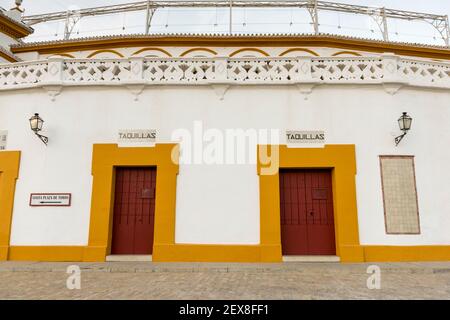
[280,169,336,255]
[111,167,157,255]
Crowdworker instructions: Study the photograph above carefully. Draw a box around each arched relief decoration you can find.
[229,48,270,58]
[279,48,320,57]
[332,51,362,57]
[180,48,218,57]
[132,47,172,57]
[48,53,75,59]
[87,49,125,59]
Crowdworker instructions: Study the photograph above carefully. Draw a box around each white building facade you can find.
[0,5,450,263]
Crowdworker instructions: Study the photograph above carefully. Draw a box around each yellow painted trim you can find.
[6,145,450,263]
[8,246,84,261]
[155,244,281,262]
[0,50,18,63]
[8,245,450,262]
[257,145,364,263]
[87,49,125,58]
[0,151,21,260]
[49,53,75,58]
[11,35,450,61]
[363,246,450,262]
[0,15,33,38]
[84,144,179,262]
[279,48,320,57]
[332,51,362,57]
[229,48,270,57]
[132,47,172,57]
[180,47,218,57]
[83,143,281,263]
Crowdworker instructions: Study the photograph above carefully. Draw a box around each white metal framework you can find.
[22,0,450,46]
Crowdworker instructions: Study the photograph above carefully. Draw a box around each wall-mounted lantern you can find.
[395,112,412,146]
[29,113,49,145]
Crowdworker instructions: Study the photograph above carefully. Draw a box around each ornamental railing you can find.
[1,54,450,90]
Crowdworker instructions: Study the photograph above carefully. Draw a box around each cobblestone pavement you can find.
[0,262,449,300]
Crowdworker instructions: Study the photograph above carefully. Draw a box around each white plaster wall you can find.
[0,32,19,63]
[14,51,39,61]
[0,83,449,246]
[0,32,18,48]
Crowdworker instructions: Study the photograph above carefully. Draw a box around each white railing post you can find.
[127,57,145,100]
[382,53,400,82]
[43,57,64,101]
[214,56,229,82]
[295,56,315,99]
[381,53,403,95]
[46,57,64,84]
[295,56,313,82]
[128,57,145,82]
[210,56,230,100]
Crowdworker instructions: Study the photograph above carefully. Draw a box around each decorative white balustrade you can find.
[311,57,384,81]
[1,55,450,91]
[144,58,215,83]
[398,59,450,86]
[0,61,48,87]
[64,60,131,82]
[228,58,299,82]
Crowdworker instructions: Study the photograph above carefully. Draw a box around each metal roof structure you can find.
[21,0,450,46]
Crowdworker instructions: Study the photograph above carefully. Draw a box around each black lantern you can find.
[395,112,412,146]
[29,113,48,145]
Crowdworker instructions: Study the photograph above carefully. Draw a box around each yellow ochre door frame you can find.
[84,144,180,262]
[257,144,364,262]
[0,151,21,261]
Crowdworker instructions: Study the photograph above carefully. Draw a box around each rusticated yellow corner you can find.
[257,144,364,263]
[0,151,21,261]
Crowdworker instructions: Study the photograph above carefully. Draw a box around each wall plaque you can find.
[286,131,325,144]
[30,193,72,207]
[118,129,157,144]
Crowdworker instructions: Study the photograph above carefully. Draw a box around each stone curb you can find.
[0,263,449,275]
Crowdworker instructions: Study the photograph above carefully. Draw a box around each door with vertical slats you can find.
[279,169,336,255]
[111,167,157,255]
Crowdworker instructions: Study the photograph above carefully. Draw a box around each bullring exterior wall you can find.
[0,44,450,262]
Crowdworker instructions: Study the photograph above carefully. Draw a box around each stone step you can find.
[282,256,340,263]
[106,255,152,262]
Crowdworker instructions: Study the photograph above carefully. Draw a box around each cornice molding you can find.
[0,13,33,39]
[11,34,450,60]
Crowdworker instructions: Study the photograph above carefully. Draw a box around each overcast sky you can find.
[1,0,449,45]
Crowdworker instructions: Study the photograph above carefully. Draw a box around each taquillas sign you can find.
[118,129,157,143]
[286,131,325,144]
